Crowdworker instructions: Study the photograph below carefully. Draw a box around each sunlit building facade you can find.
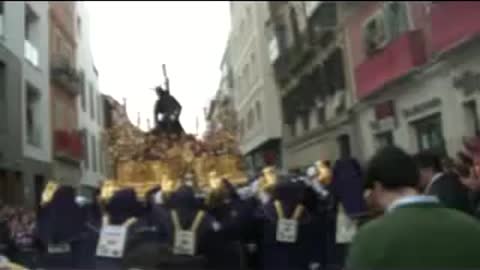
[0,2,51,207]
[229,2,283,173]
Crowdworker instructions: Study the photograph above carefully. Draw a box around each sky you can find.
[86,1,231,136]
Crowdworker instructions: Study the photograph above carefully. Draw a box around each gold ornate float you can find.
[104,119,247,199]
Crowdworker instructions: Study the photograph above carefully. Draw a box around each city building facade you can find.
[229,2,283,173]
[0,1,51,208]
[344,2,480,162]
[75,2,106,190]
[205,44,237,137]
[49,2,83,186]
[267,2,359,170]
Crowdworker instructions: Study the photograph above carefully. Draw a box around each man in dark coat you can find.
[326,158,367,270]
[414,151,472,214]
[346,146,480,270]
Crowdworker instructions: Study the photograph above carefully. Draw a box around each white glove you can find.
[154,191,163,204]
[312,180,329,198]
[309,262,321,270]
[306,166,317,178]
[258,191,270,205]
[157,113,164,121]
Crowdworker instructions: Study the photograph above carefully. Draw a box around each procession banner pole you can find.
[162,64,170,93]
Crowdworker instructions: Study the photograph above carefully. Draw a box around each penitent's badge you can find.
[173,230,196,256]
[47,243,71,254]
[276,218,298,243]
[335,204,357,244]
[96,218,135,258]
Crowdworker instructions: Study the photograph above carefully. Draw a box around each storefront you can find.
[244,139,282,174]
[357,41,480,161]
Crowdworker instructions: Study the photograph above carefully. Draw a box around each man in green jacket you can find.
[346,146,480,270]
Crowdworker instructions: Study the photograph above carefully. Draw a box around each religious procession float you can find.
[101,65,248,200]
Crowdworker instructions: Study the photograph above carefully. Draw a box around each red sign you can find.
[375,100,395,121]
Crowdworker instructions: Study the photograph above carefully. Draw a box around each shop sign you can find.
[453,70,480,96]
[370,117,397,132]
[370,100,397,132]
[402,97,442,118]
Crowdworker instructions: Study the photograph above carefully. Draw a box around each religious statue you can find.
[153,86,184,136]
[153,64,184,136]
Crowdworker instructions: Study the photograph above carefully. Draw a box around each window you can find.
[54,29,62,53]
[97,137,102,174]
[82,130,89,169]
[26,84,41,147]
[0,62,5,133]
[250,53,256,82]
[317,107,326,125]
[290,123,296,137]
[384,2,409,41]
[375,131,394,150]
[24,4,39,66]
[97,94,103,125]
[363,3,409,56]
[239,119,245,139]
[79,71,86,111]
[464,101,480,136]
[91,135,97,172]
[89,83,95,120]
[76,16,82,36]
[256,101,262,121]
[247,109,254,129]
[414,114,446,156]
[53,102,62,130]
[245,63,250,88]
[240,20,245,39]
[0,2,4,36]
[301,113,310,132]
[275,24,288,53]
[289,7,300,48]
[337,134,351,159]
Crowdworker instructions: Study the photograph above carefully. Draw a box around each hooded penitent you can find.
[157,185,221,266]
[37,185,86,244]
[255,175,324,270]
[144,186,161,213]
[36,184,89,269]
[105,188,143,225]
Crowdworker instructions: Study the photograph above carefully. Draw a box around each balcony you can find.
[54,130,83,163]
[355,30,427,99]
[51,55,80,95]
[24,40,39,67]
[431,2,480,54]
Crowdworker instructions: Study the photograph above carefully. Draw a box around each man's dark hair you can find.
[413,150,443,172]
[365,146,420,190]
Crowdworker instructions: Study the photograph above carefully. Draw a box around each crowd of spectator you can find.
[0,204,37,266]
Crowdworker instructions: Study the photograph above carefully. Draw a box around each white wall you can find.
[75,2,105,187]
